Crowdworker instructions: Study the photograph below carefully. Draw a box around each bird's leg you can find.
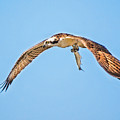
[71,44,83,70]
[71,44,79,52]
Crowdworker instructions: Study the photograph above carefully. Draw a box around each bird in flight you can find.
[1,33,120,92]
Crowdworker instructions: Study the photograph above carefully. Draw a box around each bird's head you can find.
[43,33,74,48]
[43,36,60,47]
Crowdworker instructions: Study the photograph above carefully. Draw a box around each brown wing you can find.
[0,40,52,92]
[84,39,120,79]
[96,52,120,78]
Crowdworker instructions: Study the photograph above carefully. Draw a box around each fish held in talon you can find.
[74,51,82,70]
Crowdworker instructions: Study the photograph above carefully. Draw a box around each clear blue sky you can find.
[0,0,120,120]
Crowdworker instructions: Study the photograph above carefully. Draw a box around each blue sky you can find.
[0,0,120,120]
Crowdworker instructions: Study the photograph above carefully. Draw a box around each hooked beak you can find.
[43,44,47,48]
[42,39,48,48]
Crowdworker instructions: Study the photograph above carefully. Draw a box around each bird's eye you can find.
[46,41,49,44]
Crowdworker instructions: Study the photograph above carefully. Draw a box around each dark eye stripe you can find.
[51,41,58,44]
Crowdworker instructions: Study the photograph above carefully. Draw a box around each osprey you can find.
[1,33,120,92]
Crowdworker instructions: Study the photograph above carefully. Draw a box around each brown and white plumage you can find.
[1,33,120,92]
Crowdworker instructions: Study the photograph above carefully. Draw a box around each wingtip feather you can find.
[0,78,11,93]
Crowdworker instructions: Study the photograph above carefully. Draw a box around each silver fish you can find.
[73,51,82,70]
[71,45,82,70]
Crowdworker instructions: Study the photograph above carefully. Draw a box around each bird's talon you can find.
[71,49,74,52]
[71,47,79,53]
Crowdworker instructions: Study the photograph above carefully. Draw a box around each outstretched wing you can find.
[84,39,120,79]
[0,40,52,92]
[96,52,120,78]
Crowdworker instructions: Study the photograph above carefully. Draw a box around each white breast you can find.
[58,37,77,48]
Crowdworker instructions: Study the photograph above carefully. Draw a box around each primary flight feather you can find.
[1,33,120,92]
